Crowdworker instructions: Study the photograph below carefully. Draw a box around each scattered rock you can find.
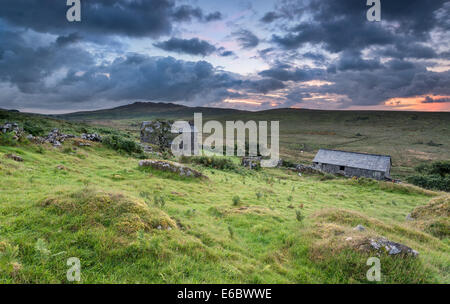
[5,154,23,162]
[45,129,75,147]
[353,224,365,231]
[1,122,19,134]
[1,122,24,139]
[139,159,207,179]
[345,237,353,241]
[81,133,102,142]
[276,159,284,167]
[360,237,419,257]
[294,164,321,174]
[141,144,154,153]
[241,157,261,170]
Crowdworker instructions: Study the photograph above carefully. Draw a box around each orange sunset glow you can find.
[384,95,450,111]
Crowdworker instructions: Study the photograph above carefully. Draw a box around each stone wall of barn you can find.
[316,163,385,180]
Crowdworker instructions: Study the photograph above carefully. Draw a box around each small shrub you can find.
[24,121,44,136]
[320,173,335,181]
[0,132,16,146]
[102,135,143,154]
[232,195,241,206]
[295,210,304,222]
[256,191,263,200]
[183,155,237,171]
[407,161,450,192]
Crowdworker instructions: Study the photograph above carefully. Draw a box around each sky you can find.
[0,0,449,113]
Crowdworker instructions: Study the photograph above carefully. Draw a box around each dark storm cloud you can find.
[321,61,450,106]
[0,24,284,110]
[154,38,217,56]
[0,0,221,38]
[379,42,438,59]
[56,33,82,47]
[259,66,324,82]
[154,38,234,57]
[57,55,285,103]
[233,29,260,49]
[334,50,382,72]
[242,78,286,94]
[0,28,94,95]
[421,96,450,104]
[272,0,448,54]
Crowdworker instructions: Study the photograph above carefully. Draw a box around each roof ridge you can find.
[318,148,391,158]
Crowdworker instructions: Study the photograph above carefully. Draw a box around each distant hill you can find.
[55,101,247,121]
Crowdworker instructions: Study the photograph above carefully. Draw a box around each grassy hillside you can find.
[55,102,246,121]
[56,103,450,179]
[0,111,449,283]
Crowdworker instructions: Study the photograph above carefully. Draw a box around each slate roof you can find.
[313,149,391,173]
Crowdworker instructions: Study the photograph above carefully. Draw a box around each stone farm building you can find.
[312,149,391,180]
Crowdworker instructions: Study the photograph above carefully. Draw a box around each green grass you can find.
[0,138,448,283]
[1,108,449,283]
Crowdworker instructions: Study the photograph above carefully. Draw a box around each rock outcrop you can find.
[139,159,207,178]
[5,154,23,162]
[44,129,75,147]
[359,237,419,257]
[140,120,197,153]
[1,122,24,140]
[140,120,176,149]
[81,133,102,142]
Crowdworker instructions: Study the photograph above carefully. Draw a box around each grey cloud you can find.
[335,51,382,72]
[154,38,217,56]
[260,12,281,23]
[0,0,222,39]
[56,33,82,47]
[421,96,450,103]
[259,66,324,82]
[233,29,260,49]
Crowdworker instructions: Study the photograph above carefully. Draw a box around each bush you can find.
[102,135,143,154]
[320,173,335,181]
[23,121,44,136]
[0,132,17,146]
[295,210,304,222]
[407,161,450,192]
[406,175,450,192]
[232,195,241,206]
[181,155,237,171]
[281,159,297,168]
